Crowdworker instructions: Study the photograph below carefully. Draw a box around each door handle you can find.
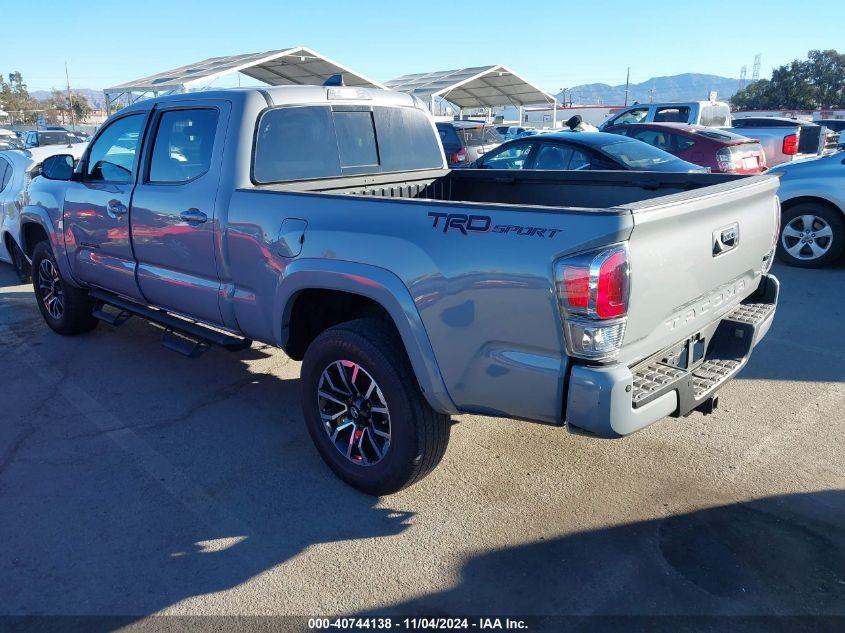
[106,199,128,218]
[180,209,208,224]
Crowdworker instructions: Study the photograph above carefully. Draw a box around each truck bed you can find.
[255,168,743,210]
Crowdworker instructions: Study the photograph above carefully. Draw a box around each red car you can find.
[604,122,767,174]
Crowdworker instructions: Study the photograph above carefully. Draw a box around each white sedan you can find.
[0,144,87,280]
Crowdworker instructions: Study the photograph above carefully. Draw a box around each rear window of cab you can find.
[253,105,444,183]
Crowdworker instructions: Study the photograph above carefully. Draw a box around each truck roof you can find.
[119,85,420,112]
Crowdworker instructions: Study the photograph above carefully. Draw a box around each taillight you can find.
[596,249,628,318]
[716,147,736,173]
[554,244,630,361]
[452,147,468,163]
[782,133,798,155]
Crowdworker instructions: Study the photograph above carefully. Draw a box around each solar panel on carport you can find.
[104,46,385,98]
[384,65,554,108]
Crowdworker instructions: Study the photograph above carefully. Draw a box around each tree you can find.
[731,49,845,110]
[0,71,42,124]
[71,93,92,122]
[44,88,92,125]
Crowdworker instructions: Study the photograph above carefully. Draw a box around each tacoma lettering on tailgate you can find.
[665,278,747,332]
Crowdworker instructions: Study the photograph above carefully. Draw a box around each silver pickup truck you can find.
[21,85,780,494]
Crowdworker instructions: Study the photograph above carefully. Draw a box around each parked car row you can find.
[435,111,843,269]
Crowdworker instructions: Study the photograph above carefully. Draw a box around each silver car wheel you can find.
[37,259,64,320]
[318,360,391,466]
[781,214,834,261]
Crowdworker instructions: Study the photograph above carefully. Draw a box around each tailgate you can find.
[620,175,778,365]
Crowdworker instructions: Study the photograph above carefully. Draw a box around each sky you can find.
[2,0,843,94]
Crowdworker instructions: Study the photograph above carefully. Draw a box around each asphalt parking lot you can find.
[1,260,843,624]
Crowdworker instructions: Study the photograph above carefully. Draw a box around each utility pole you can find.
[739,66,747,91]
[624,67,630,106]
[751,54,761,82]
[65,62,76,131]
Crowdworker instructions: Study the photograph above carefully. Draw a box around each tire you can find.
[301,318,450,495]
[31,241,99,335]
[776,202,845,268]
[9,239,31,284]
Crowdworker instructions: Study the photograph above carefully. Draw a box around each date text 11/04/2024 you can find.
[428,212,562,238]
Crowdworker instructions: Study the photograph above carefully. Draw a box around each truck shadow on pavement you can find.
[363,490,845,622]
[1,261,844,625]
[0,277,415,621]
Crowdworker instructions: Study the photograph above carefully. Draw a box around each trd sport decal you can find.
[427,212,562,238]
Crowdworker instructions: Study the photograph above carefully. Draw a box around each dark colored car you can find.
[605,123,767,175]
[471,131,705,173]
[22,130,78,149]
[436,121,504,166]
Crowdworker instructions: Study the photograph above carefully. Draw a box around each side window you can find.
[667,132,696,152]
[629,128,671,151]
[254,106,341,183]
[534,144,591,170]
[653,106,691,123]
[86,114,145,184]
[333,111,379,168]
[568,149,590,170]
[480,141,534,169]
[610,107,649,126]
[700,105,730,127]
[533,144,573,169]
[148,109,218,183]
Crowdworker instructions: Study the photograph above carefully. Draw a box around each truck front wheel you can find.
[31,241,98,335]
[301,318,450,495]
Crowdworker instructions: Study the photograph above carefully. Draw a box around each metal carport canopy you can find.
[103,46,385,95]
[384,65,555,108]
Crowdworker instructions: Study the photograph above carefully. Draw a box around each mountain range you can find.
[30,88,108,110]
[29,73,742,111]
[558,73,742,105]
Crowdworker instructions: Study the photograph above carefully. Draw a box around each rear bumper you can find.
[565,274,779,437]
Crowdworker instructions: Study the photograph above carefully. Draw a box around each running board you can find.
[89,289,252,357]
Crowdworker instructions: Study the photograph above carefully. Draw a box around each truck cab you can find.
[600,101,732,130]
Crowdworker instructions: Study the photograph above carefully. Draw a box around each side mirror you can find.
[41,154,75,181]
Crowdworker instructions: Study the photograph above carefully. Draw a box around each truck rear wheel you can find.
[777,202,844,268]
[31,241,98,335]
[300,318,450,495]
